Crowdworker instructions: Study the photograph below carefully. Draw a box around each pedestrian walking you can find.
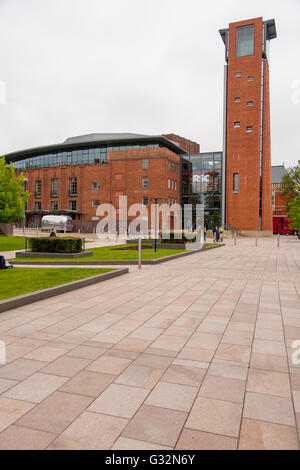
[219,226,224,242]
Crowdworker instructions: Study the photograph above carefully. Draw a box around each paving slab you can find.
[0,237,299,449]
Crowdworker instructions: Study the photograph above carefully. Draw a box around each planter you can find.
[16,251,93,259]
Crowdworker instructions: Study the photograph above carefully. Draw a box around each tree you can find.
[287,194,300,232]
[280,160,300,206]
[0,157,30,224]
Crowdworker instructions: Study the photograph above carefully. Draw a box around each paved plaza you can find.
[0,237,299,450]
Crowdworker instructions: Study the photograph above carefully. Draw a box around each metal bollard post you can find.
[255,232,258,247]
[277,233,280,248]
[234,230,237,246]
[138,238,142,270]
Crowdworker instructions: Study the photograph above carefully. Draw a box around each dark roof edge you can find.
[3,135,188,163]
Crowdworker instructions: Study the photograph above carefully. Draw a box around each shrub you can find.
[160,231,196,244]
[28,237,83,253]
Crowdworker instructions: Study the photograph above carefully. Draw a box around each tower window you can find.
[142,159,149,170]
[236,24,254,58]
[233,174,239,193]
[234,97,241,103]
[142,177,149,188]
[142,197,148,206]
[92,182,100,189]
[235,72,241,77]
[92,200,100,207]
[247,101,254,106]
[246,126,253,133]
[234,122,240,128]
[248,76,254,82]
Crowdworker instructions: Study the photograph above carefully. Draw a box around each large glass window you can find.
[13,143,163,171]
[236,25,254,58]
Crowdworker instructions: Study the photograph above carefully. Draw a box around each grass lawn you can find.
[0,268,114,301]
[12,244,187,262]
[0,236,26,252]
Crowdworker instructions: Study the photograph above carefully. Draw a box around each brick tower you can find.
[220,17,277,235]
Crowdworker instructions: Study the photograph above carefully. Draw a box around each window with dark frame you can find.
[142,177,149,188]
[142,159,149,170]
[35,180,41,198]
[69,200,77,211]
[51,201,58,211]
[92,182,100,189]
[142,196,148,206]
[69,177,77,196]
[35,201,41,210]
[51,178,58,196]
[92,200,100,207]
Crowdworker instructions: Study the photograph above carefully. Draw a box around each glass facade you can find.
[14,143,160,171]
[187,152,223,229]
[236,25,255,58]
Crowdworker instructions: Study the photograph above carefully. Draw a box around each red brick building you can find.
[6,133,186,230]
[163,134,200,155]
[220,17,277,235]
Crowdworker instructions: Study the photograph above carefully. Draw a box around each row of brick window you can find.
[34,178,102,198]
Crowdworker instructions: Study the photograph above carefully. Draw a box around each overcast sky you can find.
[0,0,299,167]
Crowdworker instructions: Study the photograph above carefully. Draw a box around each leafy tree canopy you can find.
[288,194,300,231]
[0,156,30,224]
[280,160,300,205]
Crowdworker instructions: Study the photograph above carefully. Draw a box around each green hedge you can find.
[28,237,83,253]
[160,231,196,244]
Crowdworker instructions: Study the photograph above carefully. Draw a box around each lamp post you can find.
[22,178,28,236]
[149,197,163,253]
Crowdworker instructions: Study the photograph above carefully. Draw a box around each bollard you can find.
[255,232,258,247]
[234,230,237,246]
[277,233,280,248]
[138,238,142,269]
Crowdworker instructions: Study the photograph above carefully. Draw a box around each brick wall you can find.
[163,134,200,154]
[17,147,181,229]
[225,17,273,231]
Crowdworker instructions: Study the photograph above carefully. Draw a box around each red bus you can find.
[273,216,295,235]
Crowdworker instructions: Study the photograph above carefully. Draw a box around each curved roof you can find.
[64,133,151,144]
[4,133,187,164]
